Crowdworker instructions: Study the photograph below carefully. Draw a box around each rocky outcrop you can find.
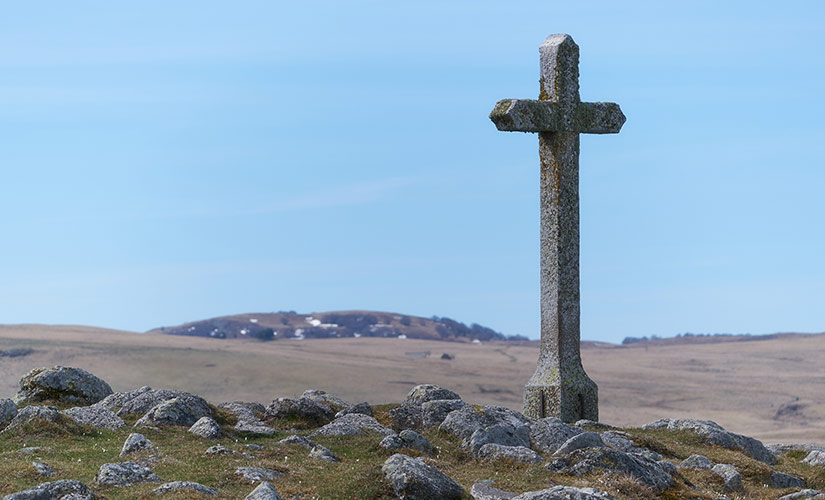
[310,412,393,437]
[512,486,617,499]
[301,389,350,410]
[404,384,461,405]
[547,447,673,493]
[2,479,95,500]
[0,398,17,428]
[642,418,776,464]
[770,471,806,489]
[711,463,743,492]
[245,481,282,500]
[382,453,464,500]
[62,405,125,430]
[95,461,161,486]
[1,405,62,434]
[120,432,156,456]
[188,416,222,438]
[15,366,112,406]
[219,402,275,435]
[678,454,713,469]
[379,429,433,453]
[135,394,213,427]
[265,397,333,425]
[477,444,543,464]
[529,418,585,454]
[153,481,218,496]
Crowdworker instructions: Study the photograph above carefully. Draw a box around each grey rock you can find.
[477,444,543,464]
[153,481,218,496]
[17,446,46,454]
[96,386,153,412]
[2,479,95,500]
[574,419,616,431]
[440,404,530,442]
[380,430,433,453]
[711,464,743,492]
[135,394,212,427]
[379,434,405,451]
[599,431,634,451]
[382,453,464,500]
[768,443,825,456]
[779,490,825,500]
[301,389,350,410]
[553,431,607,456]
[511,486,617,500]
[236,422,278,435]
[547,447,673,492]
[309,445,339,462]
[803,450,825,466]
[188,416,222,438]
[470,481,517,500]
[277,435,316,449]
[15,366,112,406]
[246,443,266,451]
[265,397,333,424]
[529,417,585,454]
[466,424,531,455]
[421,399,469,428]
[404,384,461,405]
[389,404,423,432]
[62,405,124,430]
[2,405,62,433]
[0,398,17,427]
[310,412,393,437]
[120,432,156,456]
[95,461,160,487]
[31,462,54,476]
[113,388,187,415]
[679,454,713,470]
[235,466,284,482]
[335,401,372,418]
[642,418,776,464]
[205,445,232,455]
[245,481,282,500]
[770,471,806,489]
[657,459,678,477]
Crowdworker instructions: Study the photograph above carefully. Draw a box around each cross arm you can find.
[490,99,626,134]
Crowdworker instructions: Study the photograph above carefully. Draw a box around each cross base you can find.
[523,364,598,423]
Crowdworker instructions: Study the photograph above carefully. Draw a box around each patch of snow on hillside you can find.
[249,318,258,323]
[398,335,407,339]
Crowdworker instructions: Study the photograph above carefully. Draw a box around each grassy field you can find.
[1,324,824,445]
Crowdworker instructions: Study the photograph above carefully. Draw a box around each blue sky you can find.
[1,2,823,343]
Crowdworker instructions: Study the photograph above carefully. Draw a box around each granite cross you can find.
[489,34,625,422]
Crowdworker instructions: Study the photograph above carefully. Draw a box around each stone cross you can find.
[489,34,625,422]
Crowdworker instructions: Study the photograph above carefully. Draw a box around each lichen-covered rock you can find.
[15,366,112,406]
[188,416,222,438]
[404,384,461,405]
[803,450,825,466]
[220,402,276,435]
[0,398,17,428]
[466,423,531,455]
[712,463,742,492]
[205,445,233,455]
[301,389,350,410]
[2,479,95,500]
[389,404,423,432]
[380,430,433,453]
[529,417,584,454]
[310,412,393,437]
[110,388,188,416]
[96,386,152,411]
[120,432,156,456]
[553,431,606,456]
[678,454,713,470]
[245,481,282,500]
[265,397,333,425]
[768,443,825,456]
[511,486,617,499]
[642,418,776,464]
[547,447,673,492]
[421,399,468,429]
[309,445,339,462]
[31,461,54,476]
[135,394,212,427]
[153,481,218,496]
[235,467,284,482]
[778,490,825,500]
[470,480,518,500]
[382,453,464,500]
[477,444,543,464]
[1,405,62,434]
[62,405,125,430]
[277,434,316,449]
[770,471,806,489]
[440,405,530,442]
[95,461,160,486]
[335,401,372,418]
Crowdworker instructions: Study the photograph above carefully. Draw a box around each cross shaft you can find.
[489,34,625,422]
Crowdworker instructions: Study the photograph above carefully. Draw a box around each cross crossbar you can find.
[490,100,625,134]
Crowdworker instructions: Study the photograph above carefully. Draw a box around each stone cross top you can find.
[489,34,625,422]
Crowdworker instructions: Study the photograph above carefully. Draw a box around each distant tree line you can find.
[622,332,753,345]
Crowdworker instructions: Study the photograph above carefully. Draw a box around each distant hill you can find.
[146,310,529,343]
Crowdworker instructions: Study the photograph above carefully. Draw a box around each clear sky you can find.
[1,2,823,343]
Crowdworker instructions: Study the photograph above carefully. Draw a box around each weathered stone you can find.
[15,366,113,406]
[642,418,776,464]
[111,388,185,415]
[712,464,742,492]
[768,443,825,456]
[62,405,125,430]
[17,446,46,454]
[0,398,17,427]
[778,490,825,500]
[574,419,616,431]
[657,459,678,477]
[95,461,160,486]
[803,450,825,466]
[477,444,543,464]
[404,384,461,405]
[466,424,531,456]
[1,405,62,433]
[547,447,673,492]
[421,399,469,428]
[335,401,372,418]
[491,35,625,422]
[598,431,635,451]
[389,404,423,432]
[120,432,156,456]
[379,434,406,451]
[219,401,269,432]
[205,445,233,455]
[552,431,606,456]
[310,412,393,437]
[135,394,212,427]
[511,486,617,500]
[529,417,584,454]
[770,471,806,489]
[235,466,284,482]
[301,389,350,410]
[380,430,433,453]
[678,454,713,470]
[440,405,530,442]
[245,481,282,500]
[382,453,464,500]
[470,480,518,500]
[2,479,94,500]
[31,461,54,476]
[277,434,316,449]
[265,397,333,424]
[153,481,218,496]
[188,416,223,438]
[309,445,339,462]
